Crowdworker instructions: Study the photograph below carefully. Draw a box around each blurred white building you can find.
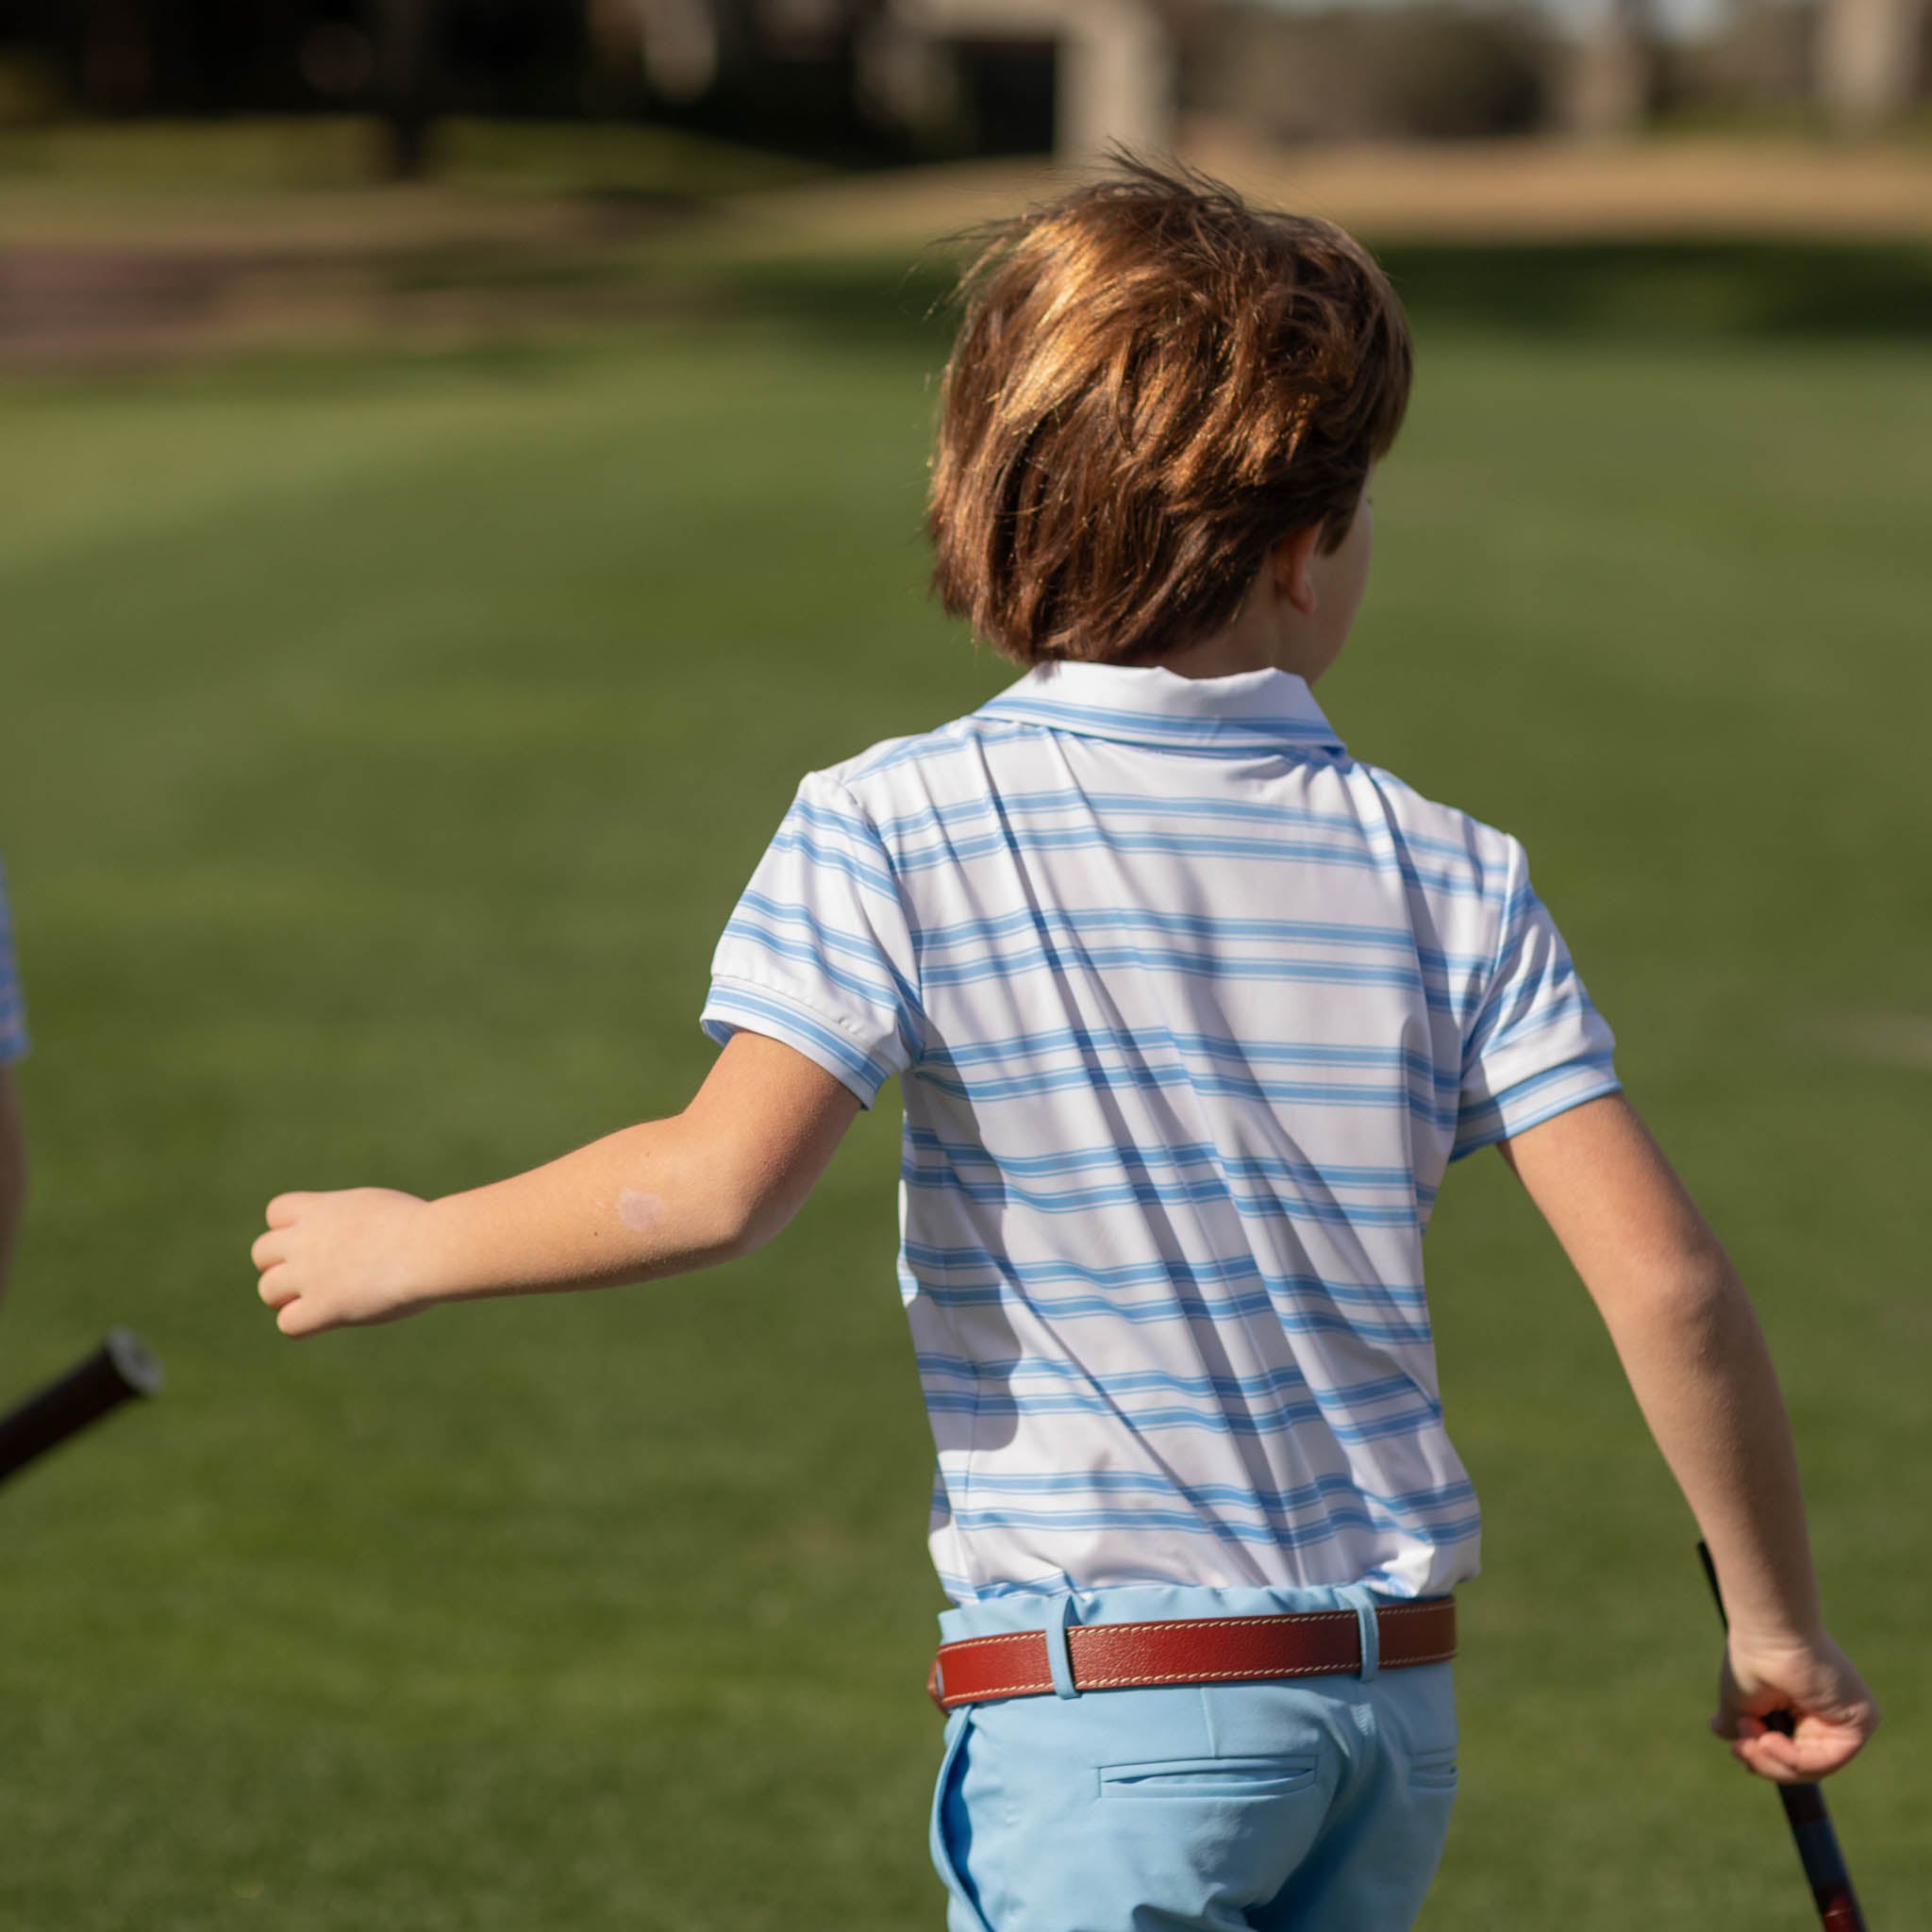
[865,1,1181,160]
[628,0,1190,157]
[620,0,1928,147]
[1818,0,1927,124]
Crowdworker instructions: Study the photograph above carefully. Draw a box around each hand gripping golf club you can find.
[1696,1541,1867,1932]
[0,1328,164,1488]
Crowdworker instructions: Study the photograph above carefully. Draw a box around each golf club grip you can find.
[0,1329,163,1486]
[1776,1782,1864,1928]
[1777,1790,1865,1932]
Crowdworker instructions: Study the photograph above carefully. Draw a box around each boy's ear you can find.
[1271,523,1326,616]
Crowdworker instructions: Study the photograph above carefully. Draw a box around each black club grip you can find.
[0,1329,164,1487]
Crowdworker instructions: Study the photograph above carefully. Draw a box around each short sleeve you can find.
[700,772,924,1109]
[1455,840,1618,1158]
[0,857,26,1066]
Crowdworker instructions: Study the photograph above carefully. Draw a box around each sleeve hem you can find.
[701,977,893,1109]
[1450,1070,1623,1162]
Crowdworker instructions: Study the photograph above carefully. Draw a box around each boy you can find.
[253,164,1875,1928]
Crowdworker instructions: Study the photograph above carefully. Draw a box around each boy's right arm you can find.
[253,1030,861,1337]
[1497,1091,1877,1784]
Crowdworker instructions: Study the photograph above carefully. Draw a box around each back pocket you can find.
[1100,1754,1321,1800]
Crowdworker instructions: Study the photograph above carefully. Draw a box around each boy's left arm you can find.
[254,1031,861,1338]
[1497,1091,1877,1782]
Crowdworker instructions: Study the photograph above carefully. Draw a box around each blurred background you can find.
[1,3,1926,1930]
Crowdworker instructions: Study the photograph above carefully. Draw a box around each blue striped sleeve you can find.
[1455,839,1618,1158]
[700,773,924,1108]
[0,858,26,1066]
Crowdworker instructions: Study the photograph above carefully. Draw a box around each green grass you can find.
[0,253,1926,1931]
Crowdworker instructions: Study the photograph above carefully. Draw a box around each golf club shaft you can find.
[1695,1541,1867,1931]
[0,1328,163,1487]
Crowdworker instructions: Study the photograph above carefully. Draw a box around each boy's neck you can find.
[1155,632,1320,684]
[1151,503,1368,686]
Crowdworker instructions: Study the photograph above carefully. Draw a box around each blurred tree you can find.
[78,0,154,114]
[373,0,448,176]
[1670,0,1816,112]
[1194,3,1551,143]
[584,0,651,113]
[872,0,1175,162]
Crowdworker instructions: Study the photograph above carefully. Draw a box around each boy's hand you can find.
[1712,1630,1878,1783]
[253,1189,436,1338]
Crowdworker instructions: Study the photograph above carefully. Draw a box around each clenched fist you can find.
[1712,1630,1878,1784]
[253,1189,438,1338]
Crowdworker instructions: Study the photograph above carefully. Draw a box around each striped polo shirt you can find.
[702,661,1618,1604]
[0,858,25,1066]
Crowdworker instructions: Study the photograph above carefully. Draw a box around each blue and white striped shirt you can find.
[0,857,25,1066]
[702,662,1619,1603]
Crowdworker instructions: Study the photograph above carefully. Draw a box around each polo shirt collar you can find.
[976,660,1345,757]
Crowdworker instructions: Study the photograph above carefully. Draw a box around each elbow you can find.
[1634,1247,1757,1352]
[683,1159,795,1267]
[651,1116,787,1268]
[724,1190,804,1263]
[1661,1234,1738,1296]
[1625,1206,1737,1301]
[665,1056,856,1269]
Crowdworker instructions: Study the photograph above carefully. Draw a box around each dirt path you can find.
[722,130,1932,254]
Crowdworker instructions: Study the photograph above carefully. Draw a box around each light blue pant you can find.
[929,1583,1458,1932]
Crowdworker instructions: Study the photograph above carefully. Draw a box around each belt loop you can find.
[1046,1592,1081,1699]
[1339,1584,1380,1682]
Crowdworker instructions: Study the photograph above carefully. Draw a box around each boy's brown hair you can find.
[928,158,1412,668]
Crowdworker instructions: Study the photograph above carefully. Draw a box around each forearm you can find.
[256,1032,863,1337]
[408,1113,750,1307]
[1501,1093,1874,1780]
[1501,1095,1824,1641]
[1596,1257,1820,1645]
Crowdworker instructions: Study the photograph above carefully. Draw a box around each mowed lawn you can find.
[1,256,1926,1932]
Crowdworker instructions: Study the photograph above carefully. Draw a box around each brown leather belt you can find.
[928,1598,1456,1710]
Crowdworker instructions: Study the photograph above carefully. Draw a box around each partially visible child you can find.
[252,162,1875,1928]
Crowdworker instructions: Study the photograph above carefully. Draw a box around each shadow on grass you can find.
[1379,239,1932,342]
[8,237,1925,401]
